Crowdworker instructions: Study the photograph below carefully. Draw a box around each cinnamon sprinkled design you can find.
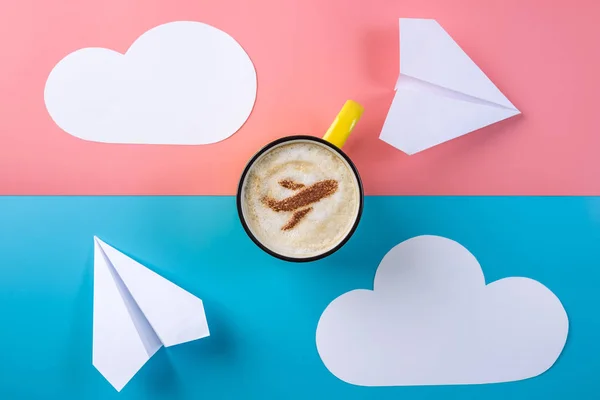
[262,179,339,230]
[263,180,338,212]
[282,207,313,230]
[279,179,305,190]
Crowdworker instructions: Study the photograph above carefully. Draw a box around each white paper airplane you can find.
[92,237,209,391]
[379,18,521,155]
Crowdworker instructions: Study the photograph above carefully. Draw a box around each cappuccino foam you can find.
[241,140,360,258]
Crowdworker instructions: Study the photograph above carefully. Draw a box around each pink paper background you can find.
[1,0,599,195]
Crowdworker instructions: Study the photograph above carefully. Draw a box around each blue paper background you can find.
[0,196,599,399]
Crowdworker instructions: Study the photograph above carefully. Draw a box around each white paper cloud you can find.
[316,235,568,386]
[44,21,257,145]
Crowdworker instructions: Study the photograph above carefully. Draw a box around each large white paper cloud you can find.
[44,21,257,145]
[316,235,568,386]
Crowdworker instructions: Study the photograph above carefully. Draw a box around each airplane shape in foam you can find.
[262,179,338,230]
[380,18,520,154]
[92,237,209,391]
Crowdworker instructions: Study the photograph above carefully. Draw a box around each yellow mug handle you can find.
[323,100,364,148]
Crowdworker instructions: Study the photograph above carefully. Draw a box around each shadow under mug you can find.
[236,100,365,262]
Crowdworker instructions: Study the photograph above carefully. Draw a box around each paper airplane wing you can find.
[93,239,162,392]
[380,83,519,155]
[399,18,517,110]
[95,238,210,347]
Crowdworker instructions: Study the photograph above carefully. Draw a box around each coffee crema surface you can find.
[241,140,360,258]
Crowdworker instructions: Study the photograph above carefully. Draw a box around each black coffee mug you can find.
[236,100,364,262]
